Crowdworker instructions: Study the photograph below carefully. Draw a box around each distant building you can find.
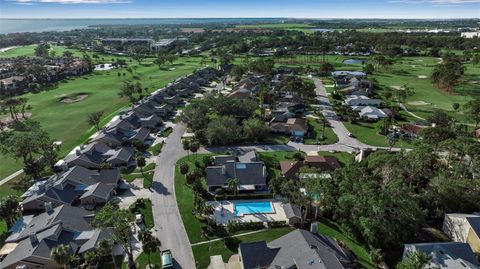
[345,95,382,107]
[461,32,480,38]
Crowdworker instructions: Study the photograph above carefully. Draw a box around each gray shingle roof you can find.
[239,229,357,269]
[404,242,479,268]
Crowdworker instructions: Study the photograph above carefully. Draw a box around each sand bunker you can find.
[408,101,430,106]
[411,65,416,68]
[390,86,405,90]
[59,93,89,104]
[417,75,428,79]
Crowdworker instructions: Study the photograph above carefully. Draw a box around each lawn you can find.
[192,227,294,269]
[149,142,163,156]
[139,199,154,229]
[343,121,414,148]
[121,251,161,269]
[304,118,339,145]
[175,154,216,244]
[0,55,202,180]
[370,56,480,123]
[317,151,354,166]
[314,219,375,269]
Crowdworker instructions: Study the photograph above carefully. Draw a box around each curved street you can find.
[150,77,406,268]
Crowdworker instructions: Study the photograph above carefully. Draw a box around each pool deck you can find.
[207,199,288,225]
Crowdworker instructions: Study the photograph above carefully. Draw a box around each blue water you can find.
[343,59,365,65]
[0,18,285,34]
[234,201,274,216]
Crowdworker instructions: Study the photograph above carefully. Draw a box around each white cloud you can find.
[9,0,132,4]
[389,0,480,3]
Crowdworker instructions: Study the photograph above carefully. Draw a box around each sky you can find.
[0,0,479,19]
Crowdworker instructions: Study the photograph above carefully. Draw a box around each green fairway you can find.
[192,227,294,269]
[0,45,86,58]
[0,56,202,180]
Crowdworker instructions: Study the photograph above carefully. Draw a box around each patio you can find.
[207,199,289,225]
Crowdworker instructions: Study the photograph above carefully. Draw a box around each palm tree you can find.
[138,230,160,269]
[51,244,71,269]
[226,178,239,196]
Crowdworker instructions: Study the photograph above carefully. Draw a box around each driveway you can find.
[117,179,151,209]
[151,123,195,269]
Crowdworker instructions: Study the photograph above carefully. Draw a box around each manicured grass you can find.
[0,173,30,200]
[139,199,154,229]
[343,121,414,148]
[317,151,354,166]
[304,118,339,145]
[150,142,163,156]
[192,227,294,269]
[0,56,202,180]
[135,251,161,269]
[175,154,215,244]
[161,127,173,137]
[314,219,375,269]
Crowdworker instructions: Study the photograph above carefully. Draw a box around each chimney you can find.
[29,232,38,245]
[75,149,81,156]
[310,223,318,233]
[45,202,53,214]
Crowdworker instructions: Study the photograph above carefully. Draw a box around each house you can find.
[338,79,373,96]
[270,118,308,138]
[443,213,480,254]
[331,71,366,89]
[62,142,135,169]
[345,95,382,107]
[238,229,357,269]
[398,124,426,139]
[205,151,267,192]
[352,106,389,121]
[403,242,479,268]
[91,126,152,148]
[0,204,111,269]
[0,76,26,91]
[21,166,121,211]
[279,155,341,179]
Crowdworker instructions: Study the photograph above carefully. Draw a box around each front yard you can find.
[304,118,339,145]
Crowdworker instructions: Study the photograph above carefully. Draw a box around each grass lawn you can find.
[304,118,339,145]
[0,173,30,200]
[192,227,294,269]
[175,154,215,244]
[121,251,161,269]
[139,199,154,229]
[371,56,480,123]
[314,219,375,269]
[317,151,354,166]
[0,55,202,180]
[343,121,414,148]
[150,142,163,156]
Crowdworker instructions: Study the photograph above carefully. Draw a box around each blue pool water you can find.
[234,201,274,216]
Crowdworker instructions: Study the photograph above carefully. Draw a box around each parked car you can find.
[135,213,143,224]
[161,250,174,268]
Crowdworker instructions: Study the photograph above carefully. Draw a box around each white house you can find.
[345,95,382,106]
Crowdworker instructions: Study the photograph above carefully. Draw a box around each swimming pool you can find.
[234,201,274,216]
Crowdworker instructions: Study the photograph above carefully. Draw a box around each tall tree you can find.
[93,203,136,269]
[396,251,432,269]
[226,178,239,196]
[138,229,161,269]
[87,111,104,130]
[51,244,71,269]
[464,98,480,128]
[0,196,21,228]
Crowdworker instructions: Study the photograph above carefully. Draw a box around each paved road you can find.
[151,123,195,269]
[0,169,23,186]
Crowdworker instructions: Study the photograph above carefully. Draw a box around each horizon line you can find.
[1,17,479,20]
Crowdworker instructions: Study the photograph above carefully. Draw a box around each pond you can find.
[343,59,365,65]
